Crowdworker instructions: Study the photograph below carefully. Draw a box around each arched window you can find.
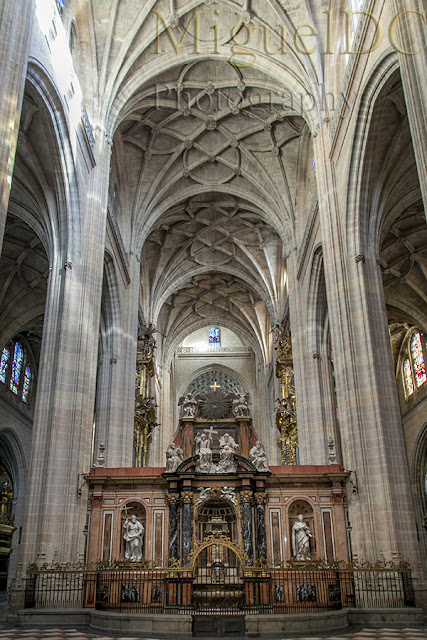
[0,348,9,384]
[402,330,426,399]
[10,343,23,395]
[209,327,220,348]
[0,339,33,404]
[411,332,426,388]
[22,365,31,403]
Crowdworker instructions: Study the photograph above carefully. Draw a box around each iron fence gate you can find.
[24,548,416,615]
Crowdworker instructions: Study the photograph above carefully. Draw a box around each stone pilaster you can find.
[106,254,141,468]
[17,133,112,571]
[286,250,331,465]
[313,126,421,572]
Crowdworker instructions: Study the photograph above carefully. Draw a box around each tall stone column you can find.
[391,0,427,214]
[0,0,35,254]
[101,254,140,468]
[313,127,421,572]
[167,494,180,563]
[181,492,193,565]
[255,493,267,563]
[241,490,253,564]
[16,134,112,574]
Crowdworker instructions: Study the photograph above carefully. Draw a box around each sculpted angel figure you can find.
[292,514,312,560]
[179,393,198,418]
[249,441,270,472]
[123,514,145,561]
[196,487,211,505]
[232,392,250,418]
[221,486,237,505]
[165,443,184,473]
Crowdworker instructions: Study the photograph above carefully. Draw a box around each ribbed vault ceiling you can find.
[111,59,312,362]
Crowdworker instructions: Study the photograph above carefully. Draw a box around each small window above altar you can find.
[208,326,220,348]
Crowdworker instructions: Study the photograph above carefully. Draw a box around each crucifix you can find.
[210,380,221,391]
[122,504,133,519]
[204,425,219,439]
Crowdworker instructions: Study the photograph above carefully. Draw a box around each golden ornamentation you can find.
[187,533,248,569]
[167,494,180,504]
[182,493,193,503]
[240,490,253,502]
[134,325,158,467]
[254,492,266,504]
[274,327,298,465]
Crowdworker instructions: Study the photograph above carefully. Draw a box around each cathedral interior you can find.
[0,0,426,635]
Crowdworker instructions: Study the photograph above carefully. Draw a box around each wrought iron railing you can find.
[24,560,416,615]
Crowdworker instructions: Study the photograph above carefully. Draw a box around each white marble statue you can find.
[196,487,211,505]
[195,432,215,473]
[249,441,270,472]
[291,514,312,560]
[181,393,197,418]
[232,392,250,418]
[123,514,145,561]
[165,443,184,473]
[221,486,237,505]
[217,432,239,473]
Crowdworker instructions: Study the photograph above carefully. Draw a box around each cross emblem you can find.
[204,425,219,438]
[210,380,221,391]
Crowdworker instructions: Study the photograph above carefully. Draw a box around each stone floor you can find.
[0,624,426,640]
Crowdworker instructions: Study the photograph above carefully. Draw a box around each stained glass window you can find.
[209,327,220,348]
[0,348,9,384]
[10,343,23,395]
[411,332,426,388]
[22,365,31,403]
[403,359,414,397]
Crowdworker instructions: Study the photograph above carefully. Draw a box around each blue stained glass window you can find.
[10,343,23,395]
[22,365,31,403]
[0,348,9,383]
[209,327,220,348]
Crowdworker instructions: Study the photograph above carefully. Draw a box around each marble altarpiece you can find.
[87,371,350,570]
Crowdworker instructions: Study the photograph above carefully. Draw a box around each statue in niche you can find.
[165,443,184,473]
[249,441,270,472]
[218,432,239,473]
[195,432,215,473]
[232,392,250,418]
[179,393,198,418]
[291,514,312,560]
[123,514,145,561]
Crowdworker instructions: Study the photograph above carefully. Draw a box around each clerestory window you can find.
[402,331,426,399]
